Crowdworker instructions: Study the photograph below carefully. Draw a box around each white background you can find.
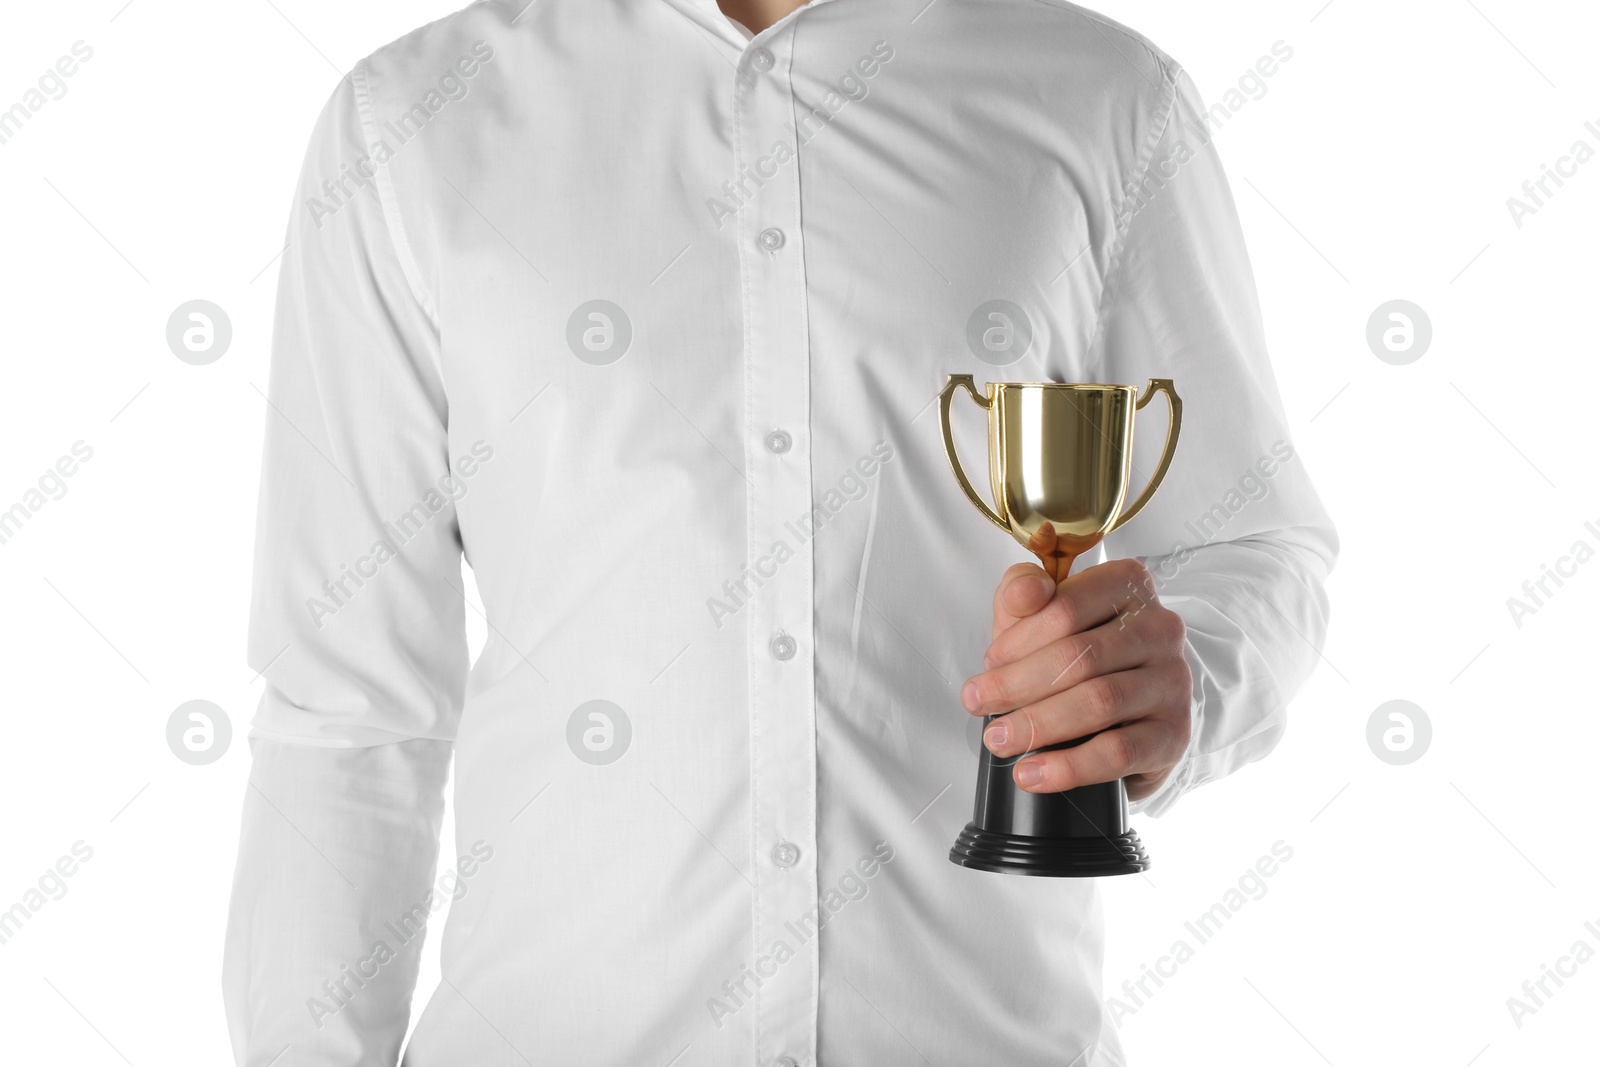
[1,1,1595,1064]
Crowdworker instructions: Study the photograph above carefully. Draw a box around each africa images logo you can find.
[704,40,895,228]
[304,42,497,229]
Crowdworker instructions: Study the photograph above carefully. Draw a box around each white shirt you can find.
[223,0,1337,1064]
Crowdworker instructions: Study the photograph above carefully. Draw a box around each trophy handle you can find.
[939,374,1010,534]
[1109,378,1182,533]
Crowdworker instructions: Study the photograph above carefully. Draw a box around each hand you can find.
[961,559,1193,801]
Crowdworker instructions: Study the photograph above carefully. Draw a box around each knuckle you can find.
[1045,593,1081,636]
[1086,674,1123,723]
[1166,655,1194,696]
[1104,729,1137,770]
[1116,556,1152,587]
[1015,706,1042,750]
[1152,607,1187,644]
[984,671,1013,709]
[1051,635,1095,681]
[1170,708,1193,750]
[985,633,1024,668]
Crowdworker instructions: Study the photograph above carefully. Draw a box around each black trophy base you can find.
[950,823,1149,877]
[949,723,1152,878]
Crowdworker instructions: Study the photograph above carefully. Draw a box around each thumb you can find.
[992,562,1055,639]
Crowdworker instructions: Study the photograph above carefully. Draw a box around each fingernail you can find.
[982,653,995,670]
[984,721,1008,750]
[961,681,980,712]
[1015,761,1043,788]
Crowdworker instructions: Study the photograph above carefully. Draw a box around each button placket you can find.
[734,25,818,1067]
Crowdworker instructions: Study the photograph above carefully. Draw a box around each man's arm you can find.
[960,64,1337,814]
[223,67,466,1065]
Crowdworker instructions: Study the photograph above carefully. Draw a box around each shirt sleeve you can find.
[1094,66,1339,817]
[222,65,465,1066]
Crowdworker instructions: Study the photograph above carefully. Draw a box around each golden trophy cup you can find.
[939,374,1181,876]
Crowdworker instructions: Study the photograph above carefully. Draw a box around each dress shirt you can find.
[223,0,1337,1064]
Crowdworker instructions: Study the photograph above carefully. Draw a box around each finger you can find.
[991,562,1054,640]
[965,619,1146,717]
[1126,767,1176,803]
[985,557,1157,669]
[982,660,1192,759]
[967,601,1185,717]
[1012,717,1187,793]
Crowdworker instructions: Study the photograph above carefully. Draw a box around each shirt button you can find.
[769,632,796,661]
[758,227,785,253]
[765,429,792,454]
[771,842,800,868]
[751,48,775,72]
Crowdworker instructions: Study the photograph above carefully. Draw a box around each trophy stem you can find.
[1023,528,1077,583]
[1040,552,1075,583]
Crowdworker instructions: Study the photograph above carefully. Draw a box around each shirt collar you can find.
[667,0,844,50]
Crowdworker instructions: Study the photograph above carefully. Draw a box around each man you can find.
[223,0,1336,1062]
